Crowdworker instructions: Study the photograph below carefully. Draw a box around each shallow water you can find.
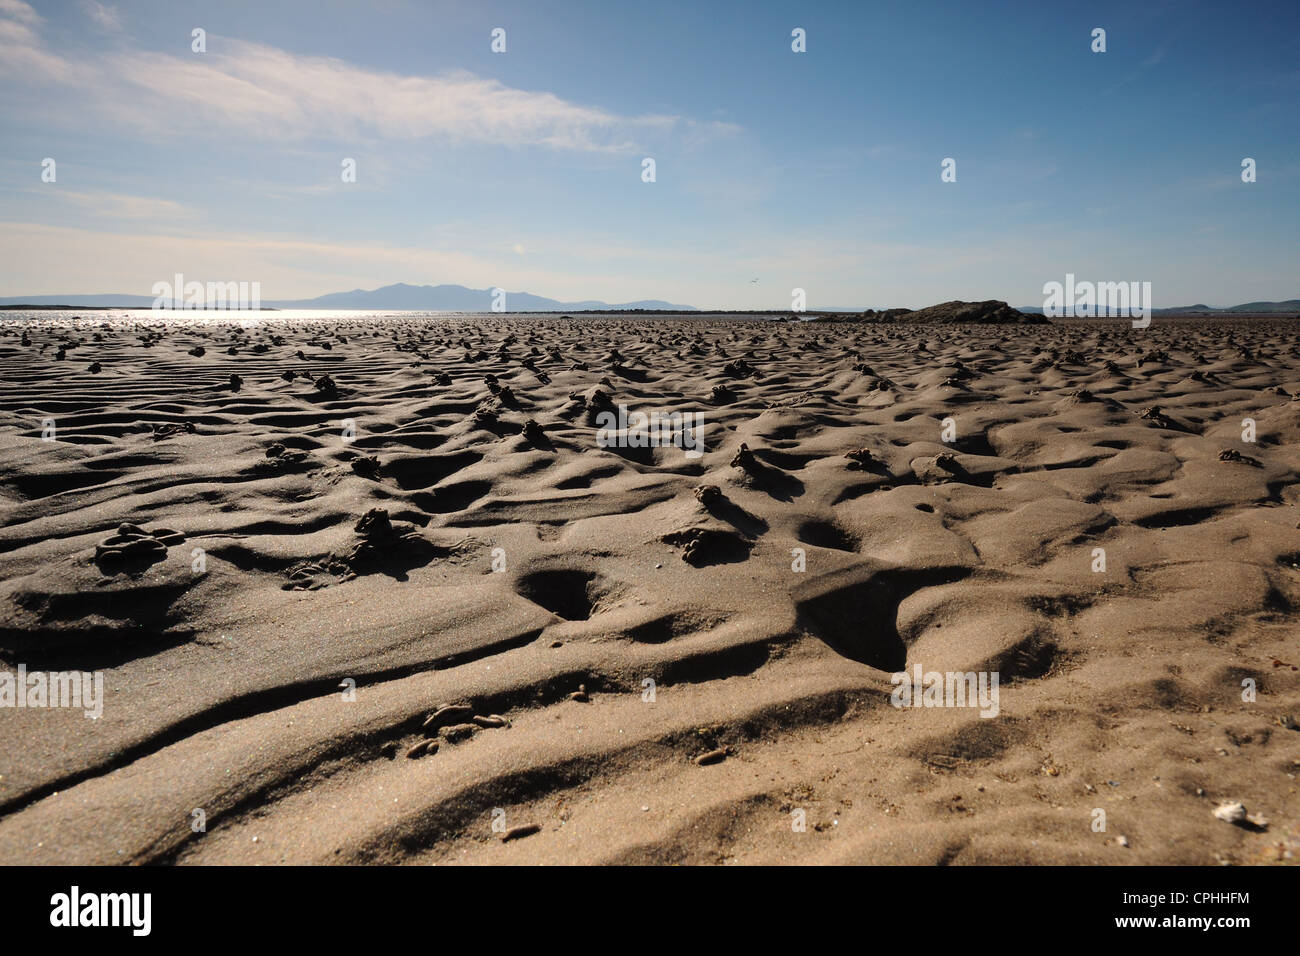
[0,309,770,328]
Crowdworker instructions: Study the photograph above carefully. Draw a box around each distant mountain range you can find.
[1018,299,1300,315]
[0,282,697,312]
[2,285,1295,315]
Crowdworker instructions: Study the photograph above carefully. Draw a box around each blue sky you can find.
[1,0,1296,308]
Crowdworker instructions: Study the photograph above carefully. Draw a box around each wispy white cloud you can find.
[0,6,735,153]
[0,14,37,45]
[81,0,122,33]
[0,0,40,26]
[0,1,88,82]
[107,48,670,150]
[48,189,191,219]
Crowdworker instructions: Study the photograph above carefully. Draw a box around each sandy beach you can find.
[0,310,1297,865]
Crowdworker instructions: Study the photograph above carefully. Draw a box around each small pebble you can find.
[500,823,541,843]
[1213,801,1267,828]
[423,704,474,731]
[1214,801,1247,823]
[405,739,437,759]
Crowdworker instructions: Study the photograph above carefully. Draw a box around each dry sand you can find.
[0,312,1297,865]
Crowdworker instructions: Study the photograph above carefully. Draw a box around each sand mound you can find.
[812,300,1046,325]
[891,300,1045,324]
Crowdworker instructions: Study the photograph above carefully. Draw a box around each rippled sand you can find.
[0,313,1297,865]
